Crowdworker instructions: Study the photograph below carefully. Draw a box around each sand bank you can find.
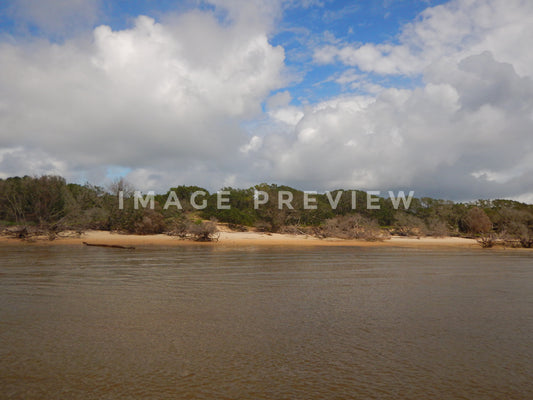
[0,230,481,248]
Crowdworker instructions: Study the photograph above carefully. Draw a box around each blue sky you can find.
[0,0,532,201]
[275,1,446,94]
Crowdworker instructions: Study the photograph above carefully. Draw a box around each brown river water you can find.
[1,244,533,399]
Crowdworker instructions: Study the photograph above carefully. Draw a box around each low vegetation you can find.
[1,175,532,247]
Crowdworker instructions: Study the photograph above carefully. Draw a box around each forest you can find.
[1,175,532,247]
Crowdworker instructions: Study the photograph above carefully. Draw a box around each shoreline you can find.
[0,229,485,248]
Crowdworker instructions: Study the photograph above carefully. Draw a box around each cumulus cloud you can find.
[250,51,533,200]
[236,0,533,200]
[0,6,287,190]
[313,0,533,77]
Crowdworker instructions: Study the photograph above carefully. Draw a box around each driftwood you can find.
[82,241,135,250]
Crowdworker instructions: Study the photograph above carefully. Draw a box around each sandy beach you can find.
[0,229,482,248]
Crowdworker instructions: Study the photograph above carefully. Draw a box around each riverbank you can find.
[0,229,483,248]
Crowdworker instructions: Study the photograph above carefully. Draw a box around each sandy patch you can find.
[0,230,481,248]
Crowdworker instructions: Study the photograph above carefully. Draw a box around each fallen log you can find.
[82,241,135,250]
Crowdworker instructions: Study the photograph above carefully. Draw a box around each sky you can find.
[0,0,532,202]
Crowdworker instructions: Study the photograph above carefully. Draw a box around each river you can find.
[1,244,532,399]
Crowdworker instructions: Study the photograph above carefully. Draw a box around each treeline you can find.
[1,175,532,247]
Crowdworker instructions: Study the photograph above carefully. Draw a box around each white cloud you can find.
[269,107,304,126]
[266,90,292,109]
[240,136,263,154]
[247,51,533,200]
[335,69,363,85]
[314,0,533,77]
[0,147,69,180]
[0,9,287,190]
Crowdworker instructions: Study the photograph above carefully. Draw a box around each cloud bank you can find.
[0,0,532,201]
[0,1,286,187]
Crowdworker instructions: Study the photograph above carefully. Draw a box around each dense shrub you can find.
[392,213,426,236]
[319,214,389,241]
[2,175,533,247]
[462,207,492,235]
